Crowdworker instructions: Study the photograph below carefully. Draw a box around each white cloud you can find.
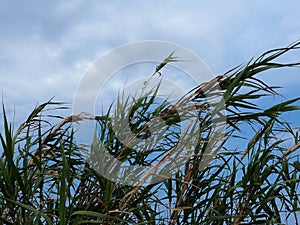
[0,0,300,124]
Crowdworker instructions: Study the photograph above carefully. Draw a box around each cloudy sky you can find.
[1,0,300,124]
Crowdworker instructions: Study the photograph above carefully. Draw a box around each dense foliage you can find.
[1,42,300,224]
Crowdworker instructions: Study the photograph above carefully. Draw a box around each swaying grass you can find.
[1,41,300,224]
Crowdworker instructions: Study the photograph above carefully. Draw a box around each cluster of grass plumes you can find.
[0,42,300,224]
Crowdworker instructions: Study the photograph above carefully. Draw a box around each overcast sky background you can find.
[0,2,299,220]
[0,0,300,124]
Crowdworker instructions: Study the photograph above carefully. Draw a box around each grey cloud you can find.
[0,0,300,125]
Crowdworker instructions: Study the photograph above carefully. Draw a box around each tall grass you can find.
[0,42,300,224]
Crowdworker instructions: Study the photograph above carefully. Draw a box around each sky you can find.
[0,0,300,124]
[0,1,299,222]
